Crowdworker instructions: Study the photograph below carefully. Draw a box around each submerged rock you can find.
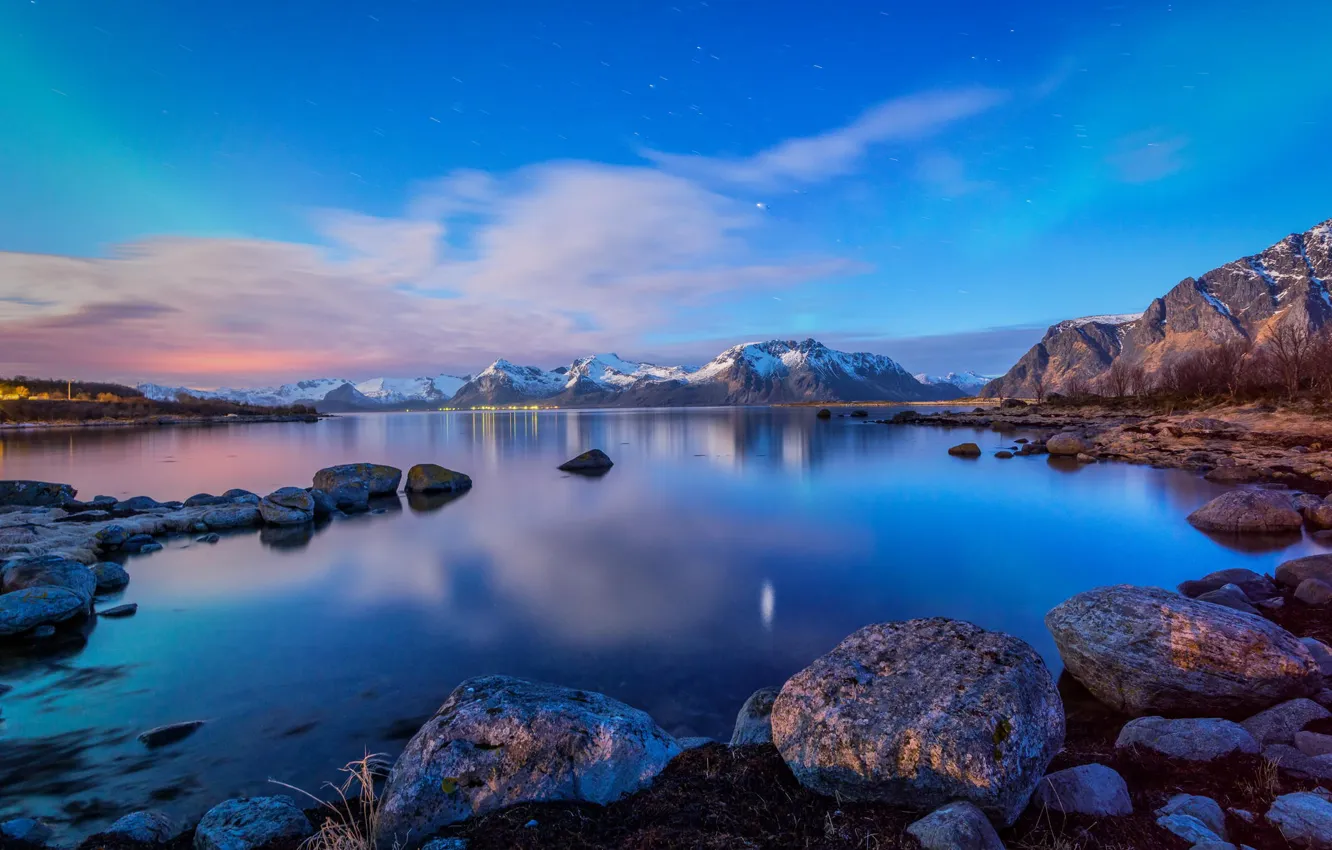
[91,561,130,592]
[377,675,679,841]
[558,450,614,472]
[1116,717,1259,761]
[729,686,779,746]
[1031,763,1132,817]
[194,796,313,850]
[0,481,76,508]
[313,464,402,497]
[1045,585,1320,716]
[0,586,89,636]
[905,801,1004,850]
[406,464,474,494]
[139,720,206,748]
[771,618,1063,826]
[1187,489,1303,534]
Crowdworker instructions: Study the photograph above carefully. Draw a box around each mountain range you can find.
[983,217,1332,397]
[139,339,974,410]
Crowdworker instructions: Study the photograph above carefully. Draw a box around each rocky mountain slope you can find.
[984,218,1332,397]
[141,339,967,410]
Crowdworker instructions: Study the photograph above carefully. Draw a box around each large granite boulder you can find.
[405,464,473,494]
[0,586,89,636]
[258,487,315,526]
[0,480,76,507]
[905,801,1004,850]
[1115,717,1259,761]
[313,464,402,497]
[771,618,1063,826]
[194,796,312,850]
[730,686,780,746]
[377,675,680,842]
[558,450,614,472]
[1045,585,1321,716]
[1031,763,1132,816]
[1046,433,1091,456]
[1187,490,1303,534]
[1267,792,1332,848]
[1277,555,1332,589]
[2,555,95,606]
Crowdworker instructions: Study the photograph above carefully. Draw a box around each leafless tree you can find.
[1198,339,1253,400]
[1266,323,1313,398]
[1307,327,1332,398]
[1103,359,1143,397]
[1030,370,1046,402]
[1063,373,1092,398]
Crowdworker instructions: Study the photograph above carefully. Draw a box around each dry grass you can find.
[1237,757,1282,805]
[271,753,396,850]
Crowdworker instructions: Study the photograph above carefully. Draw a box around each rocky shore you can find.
[883,399,1332,497]
[6,449,1332,849]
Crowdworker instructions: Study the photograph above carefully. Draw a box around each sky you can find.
[2,0,1331,386]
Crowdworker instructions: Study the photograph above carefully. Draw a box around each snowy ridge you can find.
[1053,313,1143,331]
[564,354,690,389]
[138,378,357,407]
[688,339,909,383]
[355,374,469,403]
[914,371,992,392]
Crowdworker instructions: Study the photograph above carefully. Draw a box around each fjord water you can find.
[0,408,1325,835]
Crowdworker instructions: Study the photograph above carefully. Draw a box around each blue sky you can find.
[2,0,1331,383]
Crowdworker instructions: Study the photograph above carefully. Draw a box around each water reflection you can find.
[0,408,1326,837]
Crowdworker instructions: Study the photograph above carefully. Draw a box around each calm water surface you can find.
[0,408,1326,835]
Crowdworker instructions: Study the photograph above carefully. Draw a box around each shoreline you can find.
[0,413,325,432]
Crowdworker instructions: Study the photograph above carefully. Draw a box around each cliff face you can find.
[983,219,1332,397]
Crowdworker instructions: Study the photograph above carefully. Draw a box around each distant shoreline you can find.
[0,412,324,432]
[779,397,997,408]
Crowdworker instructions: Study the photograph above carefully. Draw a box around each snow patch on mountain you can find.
[354,374,468,403]
[565,354,690,389]
[914,371,992,392]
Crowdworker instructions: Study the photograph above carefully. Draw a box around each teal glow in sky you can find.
[2,0,1331,383]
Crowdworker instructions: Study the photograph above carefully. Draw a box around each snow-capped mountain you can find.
[138,339,965,410]
[913,371,993,394]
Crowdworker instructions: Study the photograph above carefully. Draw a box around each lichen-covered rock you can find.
[201,504,261,530]
[557,450,614,472]
[105,810,176,843]
[1046,433,1091,456]
[905,801,1004,850]
[1267,792,1332,848]
[91,561,130,592]
[313,464,402,496]
[406,464,474,494]
[1277,555,1332,589]
[258,487,314,526]
[1031,763,1132,816]
[730,686,780,746]
[2,555,95,606]
[771,618,1063,827]
[1178,568,1278,601]
[1187,490,1303,534]
[194,796,312,850]
[1045,585,1320,715]
[1116,717,1259,761]
[1241,699,1332,745]
[0,481,76,508]
[377,676,680,842]
[947,442,982,457]
[0,586,89,636]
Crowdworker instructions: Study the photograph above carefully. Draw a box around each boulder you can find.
[771,618,1063,826]
[1302,639,1332,677]
[327,483,371,513]
[1278,555,1332,589]
[558,450,615,472]
[0,586,89,636]
[1296,731,1332,757]
[1156,794,1227,840]
[258,487,314,526]
[1031,763,1132,817]
[91,561,130,592]
[95,525,131,549]
[201,504,261,530]
[905,801,1004,850]
[313,464,402,497]
[105,810,176,843]
[1241,699,1331,745]
[121,534,157,553]
[406,464,474,494]
[1267,792,1332,848]
[0,481,76,508]
[1263,744,1332,780]
[1156,813,1224,845]
[184,493,229,507]
[947,442,982,457]
[1187,490,1303,534]
[0,818,53,844]
[1296,579,1332,606]
[1115,717,1259,761]
[1045,585,1321,715]
[115,496,164,512]
[1308,505,1332,530]
[306,488,335,518]
[815,409,832,419]
[1046,433,1091,456]
[194,796,313,850]
[729,686,779,746]
[2,555,95,606]
[1197,584,1260,616]
[377,675,680,841]
[1178,568,1278,601]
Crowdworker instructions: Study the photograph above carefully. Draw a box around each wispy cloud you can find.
[1107,133,1189,183]
[643,88,1006,188]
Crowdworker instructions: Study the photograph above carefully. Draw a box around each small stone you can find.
[995,450,1014,459]
[947,442,982,457]
[138,542,163,554]
[1155,814,1222,844]
[139,720,205,748]
[1156,794,1226,840]
[1031,763,1132,816]
[558,449,615,472]
[730,686,779,746]
[105,810,176,843]
[1242,699,1331,746]
[815,408,831,419]
[1116,716,1259,761]
[194,796,313,850]
[1295,578,1332,606]
[196,533,221,544]
[99,603,138,618]
[905,801,1004,850]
